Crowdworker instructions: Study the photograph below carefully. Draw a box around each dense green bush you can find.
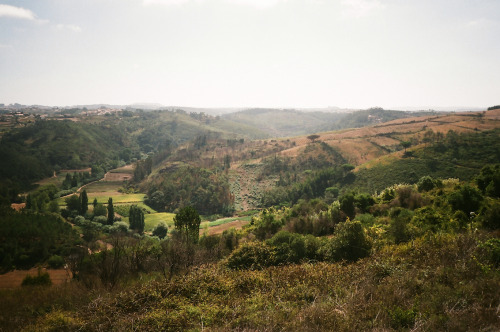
[266,231,307,265]
[325,220,371,262]
[47,255,65,269]
[480,201,500,230]
[152,223,168,239]
[226,242,274,270]
[448,184,483,214]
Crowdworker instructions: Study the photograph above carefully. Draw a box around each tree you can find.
[152,222,168,239]
[129,205,145,234]
[107,197,114,225]
[174,206,201,243]
[224,154,231,170]
[401,141,411,154]
[93,198,98,208]
[307,134,320,143]
[65,195,81,213]
[340,192,356,220]
[79,190,88,215]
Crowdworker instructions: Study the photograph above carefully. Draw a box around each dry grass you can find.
[0,268,72,289]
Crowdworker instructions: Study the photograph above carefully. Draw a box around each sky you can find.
[0,0,499,109]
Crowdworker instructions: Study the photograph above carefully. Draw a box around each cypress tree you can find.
[79,190,88,215]
[129,205,145,234]
[107,197,114,225]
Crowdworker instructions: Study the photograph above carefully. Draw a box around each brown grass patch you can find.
[10,203,26,211]
[103,172,132,182]
[202,220,250,236]
[0,268,72,289]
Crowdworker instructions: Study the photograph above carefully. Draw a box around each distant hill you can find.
[222,108,437,138]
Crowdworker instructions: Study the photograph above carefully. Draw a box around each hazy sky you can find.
[0,0,499,108]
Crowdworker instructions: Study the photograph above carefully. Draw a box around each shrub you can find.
[110,221,129,234]
[389,208,413,243]
[339,193,355,220]
[477,238,500,268]
[448,184,483,214]
[266,231,306,265]
[226,242,273,270]
[326,220,371,262]
[93,216,107,225]
[394,186,423,210]
[93,203,107,217]
[411,206,448,234]
[152,222,168,239]
[354,193,375,213]
[73,215,85,226]
[22,269,52,286]
[480,201,500,230]
[253,209,283,240]
[417,175,437,192]
[388,306,417,329]
[47,255,65,269]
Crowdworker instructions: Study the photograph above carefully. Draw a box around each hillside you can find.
[0,109,268,194]
[222,108,437,138]
[136,109,500,213]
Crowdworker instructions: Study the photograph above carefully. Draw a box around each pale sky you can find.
[0,0,499,108]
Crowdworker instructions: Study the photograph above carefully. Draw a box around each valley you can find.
[0,106,499,331]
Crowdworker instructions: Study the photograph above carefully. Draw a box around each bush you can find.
[448,184,483,214]
[480,202,500,230]
[47,255,65,269]
[226,242,273,270]
[395,186,423,210]
[477,238,500,268]
[389,208,413,244]
[93,203,107,217]
[388,306,417,329]
[417,175,437,192]
[93,216,107,225]
[326,220,371,262]
[110,221,129,234]
[152,222,168,239]
[339,193,355,220]
[354,193,375,213]
[253,209,284,240]
[266,231,306,265]
[73,215,85,226]
[22,269,52,286]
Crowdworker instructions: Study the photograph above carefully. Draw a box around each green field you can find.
[144,212,175,231]
[57,193,146,206]
[83,181,122,193]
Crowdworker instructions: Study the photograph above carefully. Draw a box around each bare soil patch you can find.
[103,172,132,182]
[10,203,26,211]
[201,219,250,236]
